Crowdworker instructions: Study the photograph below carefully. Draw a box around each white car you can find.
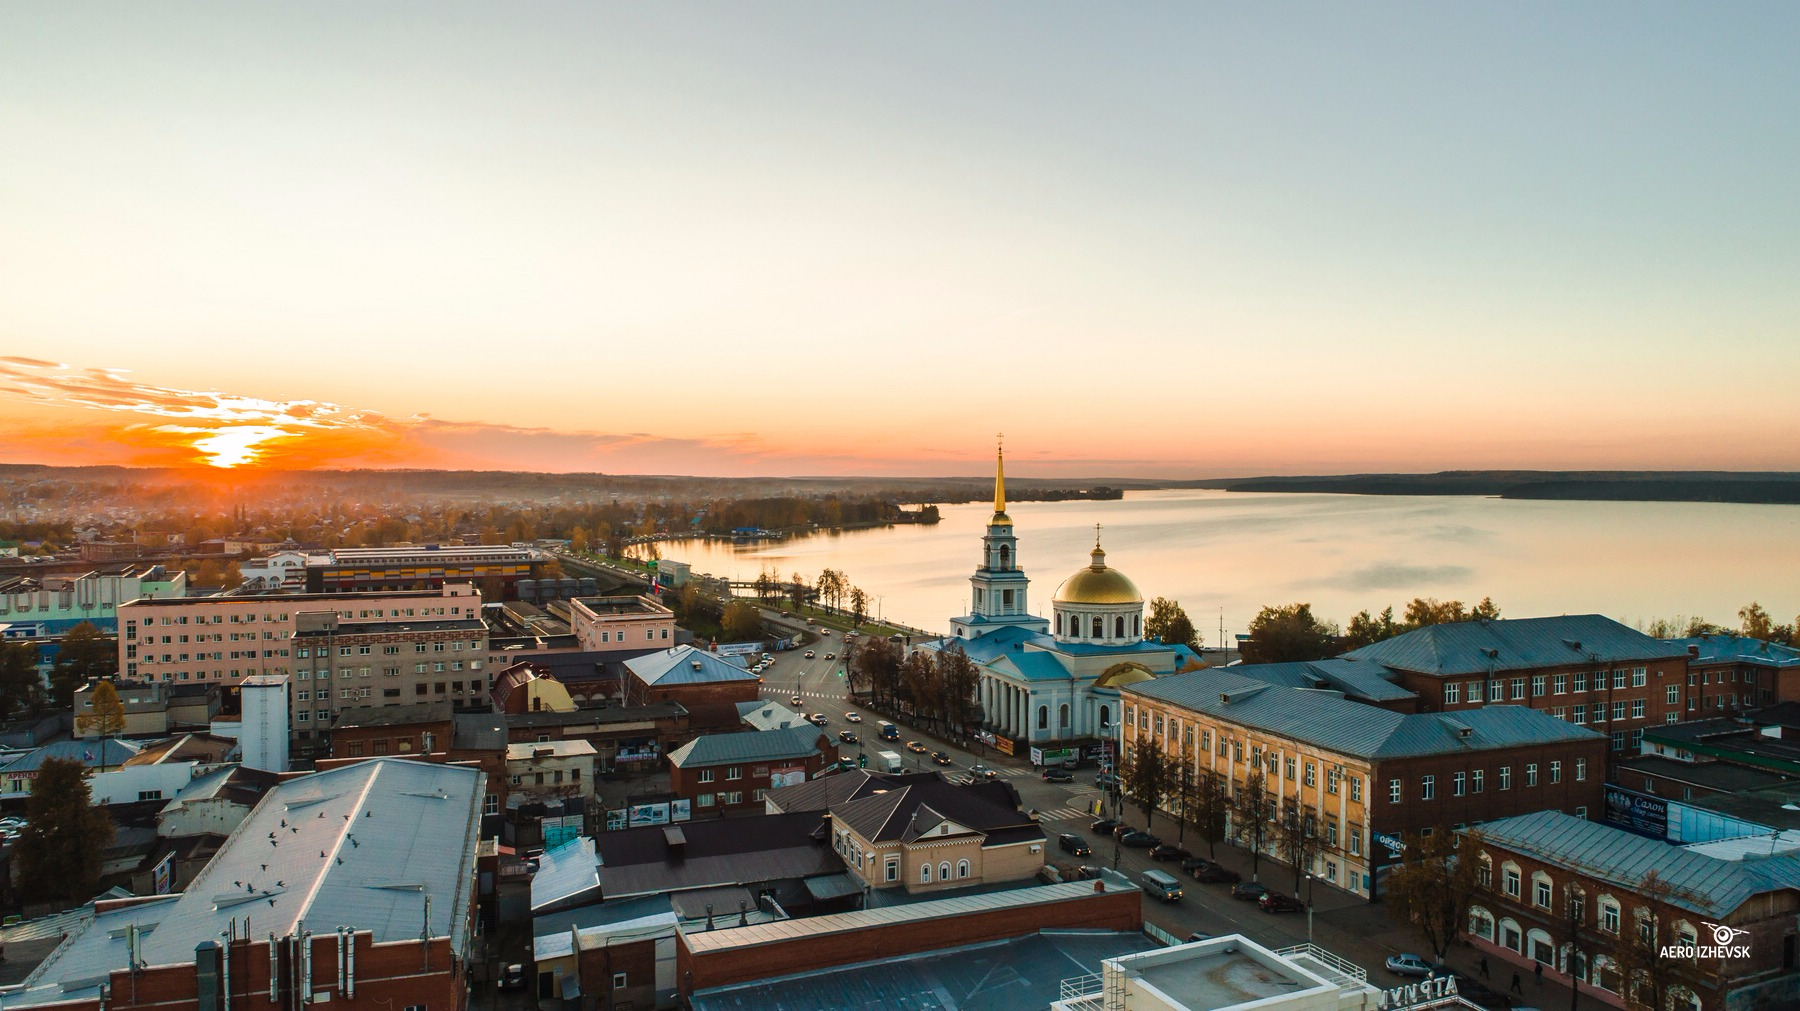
[1385,954,1436,978]
[844,712,862,723]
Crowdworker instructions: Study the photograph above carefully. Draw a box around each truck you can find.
[876,720,899,741]
[875,750,903,774]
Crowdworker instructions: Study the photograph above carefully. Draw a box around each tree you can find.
[50,622,115,709]
[1610,872,1690,1011]
[721,600,763,642]
[76,680,127,760]
[1230,770,1273,880]
[788,572,808,612]
[0,639,41,720]
[570,528,588,554]
[1274,804,1321,895]
[1145,597,1201,649]
[934,645,981,737]
[1122,742,1169,831]
[1342,606,1402,650]
[898,650,937,724]
[1740,602,1775,641]
[1383,828,1482,963]
[851,636,902,707]
[1241,604,1337,664]
[849,587,869,627]
[1188,770,1230,859]
[15,757,114,904]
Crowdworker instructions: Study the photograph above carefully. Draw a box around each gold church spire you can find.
[994,434,1006,515]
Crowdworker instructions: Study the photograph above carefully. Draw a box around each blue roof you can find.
[1125,668,1603,760]
[1228,657,1417,703]
[1472,811,1800,919]
[626,645,757,687]
[1,738,141,775]
[668,725,830,768]
[1666,635,1800,667]
[990,651,1070,683]
[1344,614,1689,676]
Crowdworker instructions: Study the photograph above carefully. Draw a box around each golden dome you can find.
[989,511,1012,526]
[1053,544,1142,605]
[1094,662,1156,689]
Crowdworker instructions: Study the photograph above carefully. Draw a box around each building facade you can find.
[1122,668,1608,898]
[303,543,547,599]
[569,594,676,654]
[0,564,185,634]
[667,725,836,816]
[1668,635,1800,716]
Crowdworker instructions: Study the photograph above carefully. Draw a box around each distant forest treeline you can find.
[1194,471,1800,505]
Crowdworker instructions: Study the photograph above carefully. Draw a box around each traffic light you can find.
[858,754,868,768]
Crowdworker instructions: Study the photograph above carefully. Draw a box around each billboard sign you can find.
[770,766,807,789]
[628,802,671,827]
[1604,785,1669,839]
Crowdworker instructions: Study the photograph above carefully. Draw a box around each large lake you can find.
[647,490,1800,643]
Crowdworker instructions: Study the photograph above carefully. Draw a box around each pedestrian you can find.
[1510,972,1523,995]
[1534,962,1543,986]
[1479,956,1489,979]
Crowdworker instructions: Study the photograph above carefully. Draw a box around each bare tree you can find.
[1275,802,1322,895]
[1385,828,1482,963]
[1611,872,1692,1011]
[1189,770,1230,859]
[1231,770,1273,880]
[1122,742,1169,832]
[934,645,981,738]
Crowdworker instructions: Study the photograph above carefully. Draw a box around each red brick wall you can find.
[330,717,454,760]
[669,740,837,815]
[580,935,658,1009]
[676,888,1142,994]
[92,934,466,1011]
[1369,738,1610,836]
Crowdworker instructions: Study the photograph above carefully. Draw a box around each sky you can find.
[2,4,1797,477]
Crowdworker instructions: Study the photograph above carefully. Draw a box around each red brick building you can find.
[1344,614,1693,763]
[624,645,762,734]
[1465,811,1800,1011]
[1123,667,1608,899]
[667,725,837,816]
[1668,635,1800,716]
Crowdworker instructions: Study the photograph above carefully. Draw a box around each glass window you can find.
[1472,769,1485,793]
[1453,772,1466,796]
[1526,764,1538,787]
[1499,766,1512,790]
[1419,775,1434,800]
[1444,683,1460,705]
[1389,778,1402,803]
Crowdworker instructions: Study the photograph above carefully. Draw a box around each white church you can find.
[919,446,1202,748]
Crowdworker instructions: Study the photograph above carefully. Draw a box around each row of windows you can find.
[1443,668,1651,705]
[591,628,672,642]
[695,790,749,806]
[1054,612,1142,639]
[1393,760,1585,802]
[295,639,482,658]
[1124,707,1367,802]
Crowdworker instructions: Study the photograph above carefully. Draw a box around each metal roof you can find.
[667,726,829,769]
[1345,614,1690,676]
[1667,635,1800,667]
[1227,657,1417,703]
[0,738,141,775]
[595,812,839,901]
[15,759,483,1006]
[626,645,758,686]
[531,836,602,913]
[1126,669,1603,760]
[1472,810,1800,919]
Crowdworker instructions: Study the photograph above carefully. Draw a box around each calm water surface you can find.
[648,490,1800,642]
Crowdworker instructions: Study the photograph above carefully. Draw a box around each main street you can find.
[751,628,1615,1010]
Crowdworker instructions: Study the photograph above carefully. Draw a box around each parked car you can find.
[1190,864,1241,885]
[1111,823,1134,840]
[906,741,928,754]
[1041,767,1074,782]
[497,964,527,991]
[804,650,816,658]
[1120,831,1160,848]
[1058,833,1092,857]
[931,751,953,765]
[844,712,862,722]
[1179,857,1212,873]
[1230,882,1269,902]
[1149,844,1192,862]
[1090,817,1121,836]
[838,730,859,744]
[791,695,804,706]
[1095,773,1120,788]
[1258,892,1306,914]
[809,713,828,726]
[1385,954,1435,978]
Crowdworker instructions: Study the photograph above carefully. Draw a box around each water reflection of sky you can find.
[651,490,1800,642]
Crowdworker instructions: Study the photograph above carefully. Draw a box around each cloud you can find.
[1315,562,1474,593]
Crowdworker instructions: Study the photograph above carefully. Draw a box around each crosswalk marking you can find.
[1036,805,1097,822]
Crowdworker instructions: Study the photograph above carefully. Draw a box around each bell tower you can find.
[954,437,1045,638]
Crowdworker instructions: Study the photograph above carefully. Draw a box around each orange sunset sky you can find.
[3,6,1798,477]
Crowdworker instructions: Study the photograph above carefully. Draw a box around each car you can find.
[1120,830,1160,848]
[1258,892,1306,914]
[809,713,828,726]
[1230,881,1269,902]
[1058,833,1092,857]
[1073,865,1103,880]
[497,963,527,991]
[804,650,815,658]
[1148,844,1192,862]
[791,695,804,706]
[1179,857,1212,873]
[1190,864,1242,885]
[906,741,928,754]
[931,751,953,765]
[1385,954,1435,978]
[1090,817,1121,835]
[970,764,997,779]
[838,730,859,744]
[824,652,835,659]
[1041,767,1074,782]
[844,712,862,723]
[1111,823,1134,840]
[1094,773,1120,788]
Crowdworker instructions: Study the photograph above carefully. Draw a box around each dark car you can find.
[497,964,527,991]
[931,751,953,765]
[1073,865,1103,880]
[1258,892,1306,914]
[1090,817,1121,836]
[1058,833,1092,857]
[1179,857,1212,873]
[838,730,859,744]
[1230,881,1269,901]
[1149,845,1192,862]
[1191,863,1242,884]
[1120,831,1160,848]
[1042,767,1074,782]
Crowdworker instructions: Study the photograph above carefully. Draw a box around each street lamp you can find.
[1305,870,1316,943]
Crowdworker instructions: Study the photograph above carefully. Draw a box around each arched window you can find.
[1468,906,1495,941]
[1055,613,1063,635]
[920,863,932,883]
[998,544,1010,570]
[1133,614,1141,637]
[1599,895,1621,934]
[1099,705,1111,730]
[1527,928,1554,965]
[1675,920,1698,948]
[939,861,951,882]
[1091,617,1103,637]
[1059,703,1070,727]
[1532,871,1553,908]
[1115,616,1126,638]
[1037,705,1048,729]
[957,859,970,878]
[1498,917,1522,952]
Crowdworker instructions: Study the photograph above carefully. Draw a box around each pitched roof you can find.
[595,812,839,900]
[667,725,830,769]
[1473,810,1800,919]
[832,778,1041,847]
[1125,668,1603,760]
[1227,657,1417,704]
[1345,614,1689,676]
[626,645,757,687]
[763,770,944,815]
[737,700,809,731]
[1,738,141,775]
[1667,635,1800,667]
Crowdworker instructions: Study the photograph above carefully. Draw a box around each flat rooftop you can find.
[574,595,669,615]
[1135,948,1315,1007]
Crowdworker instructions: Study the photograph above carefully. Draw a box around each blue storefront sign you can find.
[1604,785,1668,839]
